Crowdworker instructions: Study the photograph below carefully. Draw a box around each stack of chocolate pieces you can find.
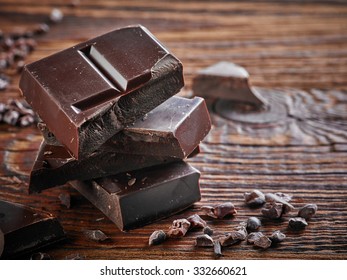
[20,25,211,231]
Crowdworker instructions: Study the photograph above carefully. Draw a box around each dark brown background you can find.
[0,0,346,259]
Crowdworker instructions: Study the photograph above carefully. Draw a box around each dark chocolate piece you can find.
[29,141,181,193]
[69,161,201,231]
[192,61,266,107]
[20,25,184,159]
[0,200,65,259]
[39,96,211,159]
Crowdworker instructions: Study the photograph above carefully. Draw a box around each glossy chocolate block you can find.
[40,96,211,159]
[29,141,182,193]
[20,25,184,159]
[70,161,201,231]
[0,200,65,259]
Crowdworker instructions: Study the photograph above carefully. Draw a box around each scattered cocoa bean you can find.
[195,234,214,247]
[298,204,317,220]
[244,190,266,207]
[149,230,166,246]
[167,219,190,238]
[187,214,207,230]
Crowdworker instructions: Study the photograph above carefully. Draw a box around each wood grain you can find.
[0,0,347,259]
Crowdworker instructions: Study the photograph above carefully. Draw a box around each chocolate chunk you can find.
[20,25,184,159]
[70,162,201,231]
[40,96,210,159]
[192,61,266,108]
[29,141,180,193]
[0,199,65,259]
[149,230,166,246]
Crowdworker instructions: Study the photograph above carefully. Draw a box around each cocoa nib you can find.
[288,217,308,230]
[187,214,207,230]
[265,193,294,214]
[253,235,272,249]
[269,230,286,243]
[149,230,166,246]
[244,190,266,207]
[298,204,317,220]
[247,232,265,244]
[203,226,214,236]
[213,240,222,258]
[201,202,237,219]
[261,202,284,219]
[219,229,247,247]
[195,234,214,247]
[167,219,191,238]
[246,217,261,232]
[84,229,110,242]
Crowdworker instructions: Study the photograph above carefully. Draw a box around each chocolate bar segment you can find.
[20,25,184,159]
[29,141,182,193]
[40,96,211,159]
[70,161,201,231]
[0,200,65,259]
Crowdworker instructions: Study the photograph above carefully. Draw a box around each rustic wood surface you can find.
[1,0,347,260]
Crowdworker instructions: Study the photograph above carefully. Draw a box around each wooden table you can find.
[1,0,346,260]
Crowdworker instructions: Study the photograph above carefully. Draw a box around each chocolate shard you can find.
[20,25,184,159]
[0,200,65,259]
[39,96,211,159]
[69,161,201,231]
